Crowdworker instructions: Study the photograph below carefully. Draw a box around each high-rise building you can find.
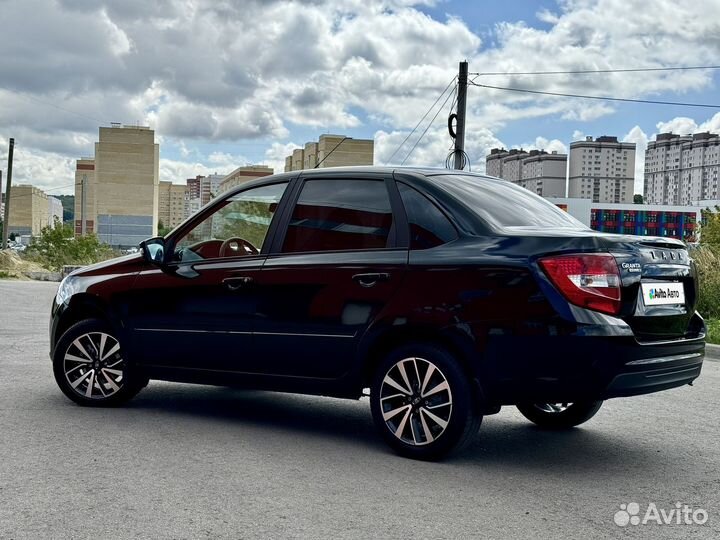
[644,132,720,205]
[74,125,159,246]
[568,136,635,203]
[158,181,186,229]
[7,185,50,236]
[485,148,567,197]
[48,196,63,226]
[284,134,374,171]
[201,174,224,205]
[218,165,274,193]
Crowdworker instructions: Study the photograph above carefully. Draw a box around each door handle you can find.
[352,272,390,288]
[223,276,254,291]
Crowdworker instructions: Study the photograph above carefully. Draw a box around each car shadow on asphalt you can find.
[122,382,665,471]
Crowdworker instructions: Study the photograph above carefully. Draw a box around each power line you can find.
[10,93,106,125]
[385,77,456,165]
[401,82,457,165]
[469,81,720,108]
[469,65,720,76]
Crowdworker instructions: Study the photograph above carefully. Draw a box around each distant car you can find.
[49,167,705,460]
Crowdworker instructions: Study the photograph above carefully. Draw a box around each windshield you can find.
[432,174,587,231]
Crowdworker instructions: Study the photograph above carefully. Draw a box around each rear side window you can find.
[398,183,458,249]
[433,174,587,230]
[282,179,394,253]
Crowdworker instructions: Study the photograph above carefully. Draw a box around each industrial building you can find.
[74,125,159,247]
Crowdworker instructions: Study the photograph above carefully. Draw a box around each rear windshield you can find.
[432,174,587,230]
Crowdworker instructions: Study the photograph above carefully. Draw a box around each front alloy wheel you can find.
[53,319,145,406]
[62,331,125,399]
[370,344,480,460]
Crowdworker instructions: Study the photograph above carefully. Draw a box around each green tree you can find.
[700,206,720,248]
[26,218,114,271]
[158,220,172,236]
[633,194,643,204]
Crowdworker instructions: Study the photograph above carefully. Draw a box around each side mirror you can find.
[140,237,166,266]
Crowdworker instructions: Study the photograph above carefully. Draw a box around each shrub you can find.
[692,245,720,320]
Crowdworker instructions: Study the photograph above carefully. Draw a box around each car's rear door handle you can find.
[352,272,390,288]
[223,276,254,291]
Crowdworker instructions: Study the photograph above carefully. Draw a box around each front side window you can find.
[174,182,287,261]
[398,182,458,249]
[282,179,393,253]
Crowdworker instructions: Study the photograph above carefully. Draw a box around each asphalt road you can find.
[0,280,718,539]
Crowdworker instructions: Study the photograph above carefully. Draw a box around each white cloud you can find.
[2,0,720,191]
[623,125,649,194]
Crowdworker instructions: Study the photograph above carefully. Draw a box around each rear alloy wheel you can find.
[53,319,145,406]
[370,344,480,460]
[516,400,603,429]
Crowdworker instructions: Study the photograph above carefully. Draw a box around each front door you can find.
[128,181,290,373]
[252,176,407,379]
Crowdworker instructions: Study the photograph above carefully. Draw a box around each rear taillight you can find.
[539,253,621,316]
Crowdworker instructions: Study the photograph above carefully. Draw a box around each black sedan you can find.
[50,167,705,460]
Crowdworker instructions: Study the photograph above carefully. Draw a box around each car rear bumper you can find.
[480,326,705,404]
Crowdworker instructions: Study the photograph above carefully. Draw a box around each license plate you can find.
[641,282,685,306]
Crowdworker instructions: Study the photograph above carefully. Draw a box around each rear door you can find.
[251,173,408,378]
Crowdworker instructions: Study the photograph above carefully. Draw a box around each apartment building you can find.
[644,132,720,205]
[568,136,635,203]
[284,135,374,171]
[218,165,273,193]
[158,181,186,229]
[6,185,50,236]
[485,148,567,197]
[74,125,159,247]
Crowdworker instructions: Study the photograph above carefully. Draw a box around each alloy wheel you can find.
[534,403,572,413]
[379,357,453,446]
[63,332,125,399]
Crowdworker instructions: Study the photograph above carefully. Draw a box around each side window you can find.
[398,182,458,249]
[174,182,287,261]
[282,179,393,253]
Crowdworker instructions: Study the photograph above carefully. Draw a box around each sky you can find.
[1,0,720,197]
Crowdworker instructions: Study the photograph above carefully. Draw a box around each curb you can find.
[705,343,720,362]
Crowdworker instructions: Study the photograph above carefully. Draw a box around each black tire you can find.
[370,343,481,461]
[53,318,145,407]
[516,401,603,429]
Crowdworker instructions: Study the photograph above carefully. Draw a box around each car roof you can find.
[223,166,495,197]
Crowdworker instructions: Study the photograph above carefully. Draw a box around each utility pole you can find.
[81,174,87,235]
[453,61,468,170]
[2,138,14,250]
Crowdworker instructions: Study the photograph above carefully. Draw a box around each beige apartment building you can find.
[6,185,50,236]
[644,132,720,205]
[284,135,374,171]
[219,165,274,193]
[568,136,635,203]
[158,181,186,229]
[485,148,567,197]
[75,125,159,246]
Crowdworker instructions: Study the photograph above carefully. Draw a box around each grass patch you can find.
[0,270,14,279]
[706,319,720,345]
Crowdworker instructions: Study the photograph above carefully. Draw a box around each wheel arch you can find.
[359,324,483,396]
[54,294,120,350]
